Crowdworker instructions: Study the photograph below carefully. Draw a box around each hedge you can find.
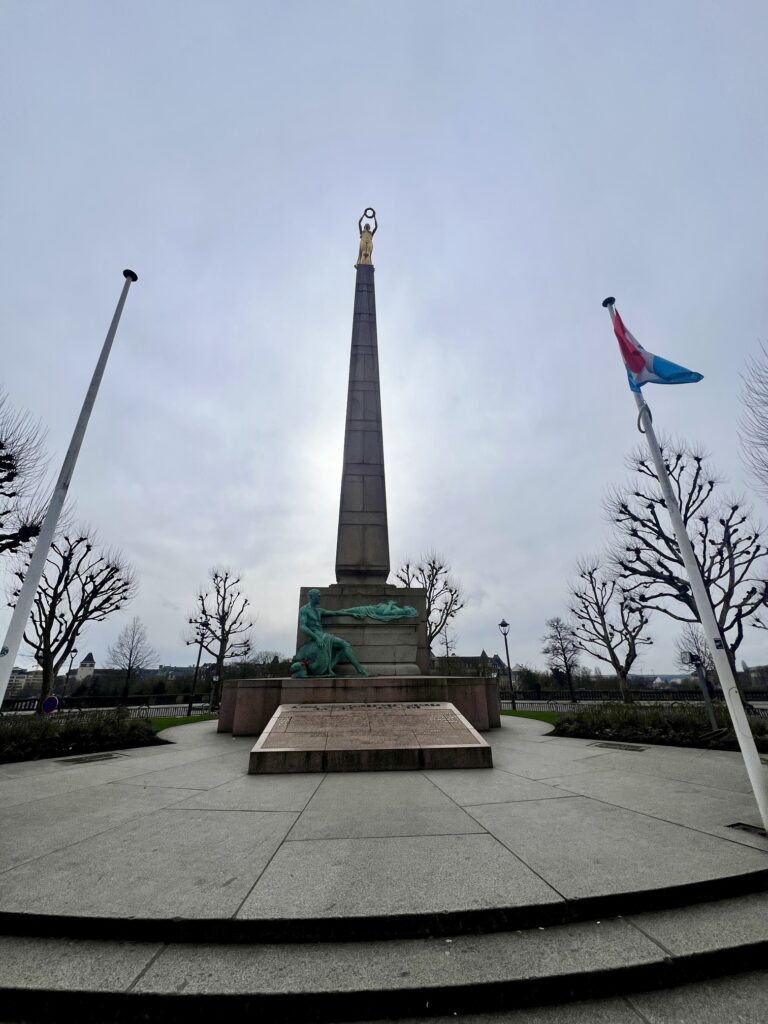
[552,702,768,752]
[0,710,163,763]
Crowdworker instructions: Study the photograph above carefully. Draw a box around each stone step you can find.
[2,866,767,944]
[2,890,767,1022]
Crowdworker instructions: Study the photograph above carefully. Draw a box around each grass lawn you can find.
[501,710,560,726]
[150,714,218,734]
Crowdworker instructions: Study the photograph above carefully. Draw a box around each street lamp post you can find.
[498,619,516,711]
[62,648,78,702]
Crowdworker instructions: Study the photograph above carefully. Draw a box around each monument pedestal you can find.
[219,676,501,737]
[249,701,492,773]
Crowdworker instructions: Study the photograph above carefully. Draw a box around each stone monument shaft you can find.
[335,211,390,583]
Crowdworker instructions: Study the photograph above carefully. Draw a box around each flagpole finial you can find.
[123,269,138,282]
[601,296,616,308]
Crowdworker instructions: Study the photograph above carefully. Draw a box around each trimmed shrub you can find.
[0,710,163,763]
[552,702,768,752]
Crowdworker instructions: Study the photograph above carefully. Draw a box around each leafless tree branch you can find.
[107,616,157,701]
[0,389,49,558]
[9,526,137,708]
[568,555,652,702]
[740,343,768,502]
[541,616,580,699]
[187,568,253,705]
[605,438,768,675]
[395,550,464,654]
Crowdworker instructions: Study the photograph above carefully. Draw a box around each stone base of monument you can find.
[219,675,501,736]
[248,701,492,773]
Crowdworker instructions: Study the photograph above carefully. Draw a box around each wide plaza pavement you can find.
[1,713,767,1021]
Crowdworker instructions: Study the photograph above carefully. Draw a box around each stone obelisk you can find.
[292,209,429,676]
[218,211,501,741]
[335,209,390,583]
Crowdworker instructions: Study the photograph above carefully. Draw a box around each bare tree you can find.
[607,440,768,682]
[395,551,464,653]
[541,617,580,700]
[740,343,768,501]
[107,616,157,703]
[0,390,47,559]
[569,557,652,703]
[440,626,457,660]
[188,569,252,707]
[675,623,715,682]
[10,529,137,708]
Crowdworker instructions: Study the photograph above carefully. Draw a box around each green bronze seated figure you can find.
[290,590,417,678]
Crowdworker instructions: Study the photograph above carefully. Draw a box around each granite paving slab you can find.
[0,808,297,919]
[468,795,768,898]
[424,769,571,805]
[542,767,768,846]
[628,971,768,1023]
[0,783,193,872]
[362,975,768,1023]
[236,833,563,919]
[174,773,323,812]
[286,772,486,839]
[488,748,617,780]
[362,1000,644,1023]
[116,754,247,790]
[134,917,661,994]
[0,934,160,991]
[0,759,177,809]
[559,747,761,796]
[628,891,768,954]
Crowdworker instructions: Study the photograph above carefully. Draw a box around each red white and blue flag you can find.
[609,305,703,393]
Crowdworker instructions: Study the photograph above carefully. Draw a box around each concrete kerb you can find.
[2,865,768,946]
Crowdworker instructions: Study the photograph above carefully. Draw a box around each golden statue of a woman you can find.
[356,208,377,265]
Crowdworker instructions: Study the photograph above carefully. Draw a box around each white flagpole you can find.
[0,270,138,708]
[603,297,768,831]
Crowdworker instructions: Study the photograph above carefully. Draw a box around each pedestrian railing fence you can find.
[498,689,768,704]
[0,696,213,719]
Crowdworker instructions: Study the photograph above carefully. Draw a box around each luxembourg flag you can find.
[602,298,703,393]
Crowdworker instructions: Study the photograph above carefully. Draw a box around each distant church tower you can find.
[76,652,96,682]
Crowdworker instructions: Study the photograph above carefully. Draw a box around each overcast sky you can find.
[2,0,768,676]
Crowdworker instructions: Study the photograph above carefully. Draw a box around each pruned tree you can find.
[569,557,652,703]
[740,343,768,501]
[395,551,464,654]
[107,616,157,703]
[675,623,715,684]
[10,529,137,708]
[607,440,768,683]
[188,569,252,707]
[541,617,580,700]
[0,390,47,559]
[440,626,457,660]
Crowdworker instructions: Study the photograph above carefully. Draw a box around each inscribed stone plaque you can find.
[249,702,492,774]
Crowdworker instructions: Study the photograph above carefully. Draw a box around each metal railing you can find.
[1,695,212,718]
[499,689,768,704]
[500,699,580,713]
